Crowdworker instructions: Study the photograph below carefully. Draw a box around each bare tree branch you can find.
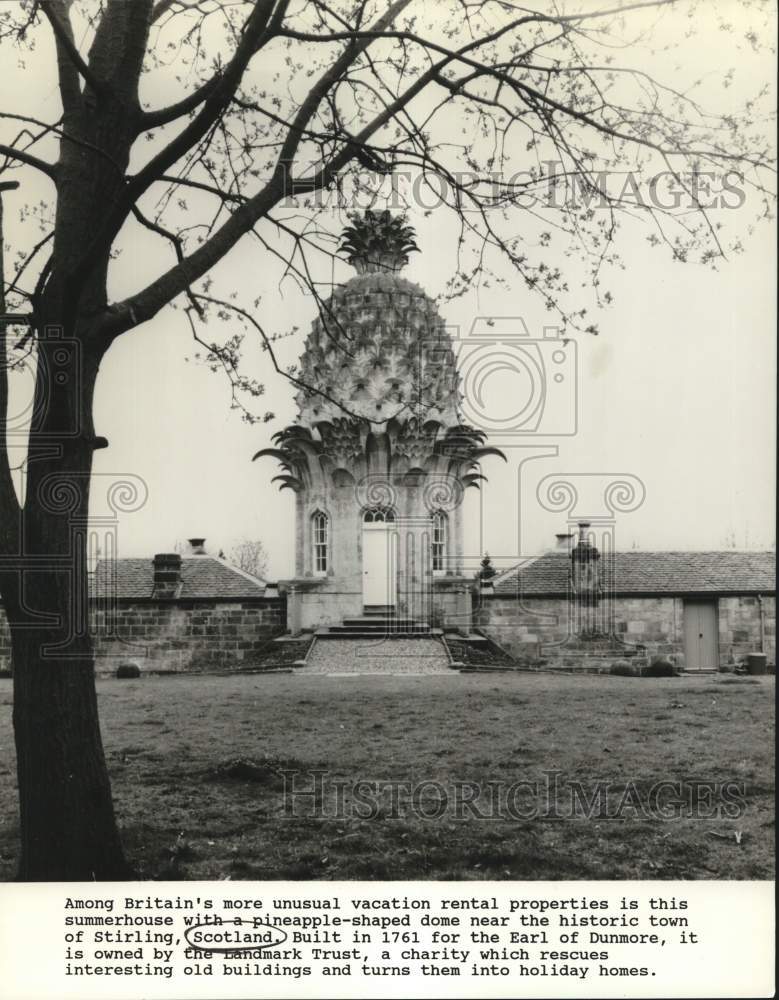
[41,0,104,100]
[139,76,221,131]
[99,0,421,338]
[68,0,281,297]
[130,204,204,315]
[0,144,57,180]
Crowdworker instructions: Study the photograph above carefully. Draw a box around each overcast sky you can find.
[3,2,775,579]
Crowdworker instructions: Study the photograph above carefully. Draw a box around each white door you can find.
[362,525,396,606]
[683,601,718,670]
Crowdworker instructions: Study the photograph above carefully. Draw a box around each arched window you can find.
[312,511,328,574]
[363,507,396,523]
[431,511,447,572]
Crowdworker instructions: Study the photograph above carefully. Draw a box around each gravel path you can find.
[300,637,453,675]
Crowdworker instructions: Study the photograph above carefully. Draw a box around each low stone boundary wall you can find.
[0,597,286,675]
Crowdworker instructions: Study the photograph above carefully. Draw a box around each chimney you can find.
[570,522,601,631]
[187,537,207,555]
[555,532,574,551]
[153,553,182,599]
[571,522,599,567]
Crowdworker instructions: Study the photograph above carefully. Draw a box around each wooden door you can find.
[683,600,718,670]
[362,525,396,606]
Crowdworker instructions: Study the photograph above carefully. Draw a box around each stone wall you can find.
[610,597,681,653]
[718,595,775,666]
[287,583,359,632]
[475,593,775,669]
[286,576,473,632]
[473,596,569,661]
[0,598,285,675]
[472,595,682,664]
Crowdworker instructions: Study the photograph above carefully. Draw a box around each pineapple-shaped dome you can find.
[295,211,461,428]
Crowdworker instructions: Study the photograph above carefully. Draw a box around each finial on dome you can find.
[338,209,419,274]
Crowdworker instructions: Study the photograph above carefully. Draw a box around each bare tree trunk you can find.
[6,330,132,880]
[11,630,130,880]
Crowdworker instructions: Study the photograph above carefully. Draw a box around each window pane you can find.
[364,507,396,522]
[313,512,328,572]
[432,512,446,571]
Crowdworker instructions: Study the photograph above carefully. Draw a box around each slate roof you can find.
[91,557,269,600]
[493,551,776,597]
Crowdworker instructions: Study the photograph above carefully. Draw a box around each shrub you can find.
[645,656,677,678]
[610,660,639,677]
[116,662,141,679]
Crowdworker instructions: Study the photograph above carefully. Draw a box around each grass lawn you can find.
[0,672,773,881]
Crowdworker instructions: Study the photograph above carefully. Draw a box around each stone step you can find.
[341,617,430,629]
[552,638,643,653]
[316,628,437,639]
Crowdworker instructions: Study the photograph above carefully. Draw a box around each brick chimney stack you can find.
[555,532,574,551]
[152,553,182,598]
[187,538,207,555]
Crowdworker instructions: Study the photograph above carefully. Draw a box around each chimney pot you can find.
[153,553,182,598]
